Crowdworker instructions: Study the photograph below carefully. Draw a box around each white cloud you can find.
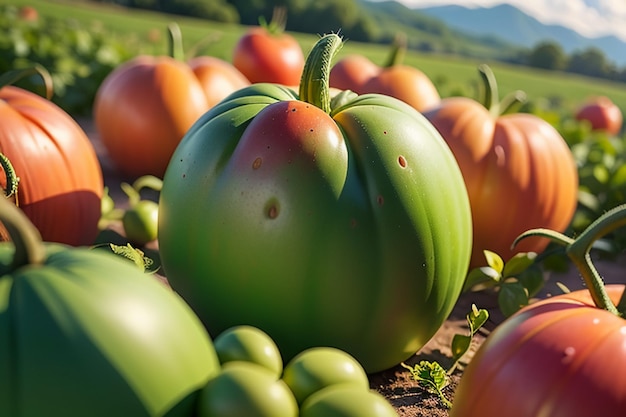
[388,0,626,41]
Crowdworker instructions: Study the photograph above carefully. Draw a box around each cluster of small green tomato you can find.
[195,325,399,417]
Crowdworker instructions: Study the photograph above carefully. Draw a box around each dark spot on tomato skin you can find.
[182,174,186,179]
[252,157,262,169]
[398,155,407,168]
[377,195,384,206]
[267,205,278,219]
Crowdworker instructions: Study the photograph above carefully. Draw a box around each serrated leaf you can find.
[502,252,536,278]
[109,243,153,272]
[483,250,504,273]
[498,282,529,317]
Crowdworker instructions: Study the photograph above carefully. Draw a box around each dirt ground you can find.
[78,117,626,416]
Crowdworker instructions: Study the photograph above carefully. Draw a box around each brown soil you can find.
[78,117,626,416]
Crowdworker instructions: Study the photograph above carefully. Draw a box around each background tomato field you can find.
[4,1,626,416]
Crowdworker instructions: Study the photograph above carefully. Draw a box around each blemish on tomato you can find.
[398,155,407,168]
[182,174,186,179]
[350,218,357,228]
[561,346,576,364]
[267,205,279,219]
[383,131,388,135]
[253,157,262,169]
[377,195,384,206]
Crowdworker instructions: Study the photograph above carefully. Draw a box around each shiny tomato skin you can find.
[159,82,472,373]
[189,56,250,108]
[282,347,369,405]
[451,285,626,417]
[299,385,399,417]
[233,27,305,85]
[197,361,298,417]
[213,325,283,378]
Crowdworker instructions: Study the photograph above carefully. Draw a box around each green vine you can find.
[0,194,45,269]
[513,204,626,316]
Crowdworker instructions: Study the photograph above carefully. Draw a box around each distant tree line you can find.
[92,0,626,83]
[523,41,626,83]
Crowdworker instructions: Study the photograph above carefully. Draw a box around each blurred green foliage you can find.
[0,4,138,115]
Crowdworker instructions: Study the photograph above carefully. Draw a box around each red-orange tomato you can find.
[94,56,210,179]
[575,96,623,136]
[329,54,380,94]
[189,56,250,108]
[0,86,103,246]
[451,285,626,417]
[232,26,305,86]
[425,95,578,268]
[330,48,440,112]
[360,65,440,112]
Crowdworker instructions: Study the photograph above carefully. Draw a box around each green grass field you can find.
[9,0,626,115]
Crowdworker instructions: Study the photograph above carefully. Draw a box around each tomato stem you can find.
[478,64,526,117]
[299,33,343,114]
[0,65,53,99]
[167,22,185,61]
[382,33,407,68]
[261,7,287,35]
[513,205,626,316]
[0,195,46,269]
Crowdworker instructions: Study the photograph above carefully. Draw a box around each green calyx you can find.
[478,64,527,117]
[513,204,626,316]
[299,33,343,114]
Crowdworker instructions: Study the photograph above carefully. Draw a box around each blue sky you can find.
[372,0,626,41]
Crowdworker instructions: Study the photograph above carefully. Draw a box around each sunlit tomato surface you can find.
[451,285,626,417]
[232,26,305,85]
[159,34,471,375]
[0,85,103,246]
[189,56,250,108]
[300,385,399,417]
[575,96,623,136]
[214,325,283,377]
[0,198,220,417]
[197,362,298,417]
[282,347,369,405]
[94,55,209,178]
[425,66,578,267]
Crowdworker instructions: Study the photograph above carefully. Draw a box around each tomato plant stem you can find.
[167,22,184,62]
[299,33,343,114]
[0,197,46,269]
[382,33,407,68]
[513,204,626,316]
[478,64,526,117]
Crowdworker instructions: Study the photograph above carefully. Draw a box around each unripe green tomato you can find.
[300,385,398,417]
[122,199,159,245]
[282,346,369,405]
[197,361,298,417]
[214,325,283,377]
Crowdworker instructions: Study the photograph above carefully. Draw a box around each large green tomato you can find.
[158,34,472,373]
[0,198,220,417]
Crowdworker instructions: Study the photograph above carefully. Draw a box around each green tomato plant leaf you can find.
[483,250,504,273]
[498,281,529,317]
[501,251,536,277]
